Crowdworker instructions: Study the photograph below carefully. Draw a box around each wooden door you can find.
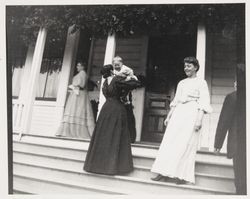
[141,35,196,143]
[142,93,171,142]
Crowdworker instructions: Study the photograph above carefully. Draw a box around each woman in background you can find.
[56,62,95,139]
[151,57,212,184]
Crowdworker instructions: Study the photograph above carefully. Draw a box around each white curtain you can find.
[36,72,47,98]
[36,58,62,99]
[44,69,61,98]
[12,67,25,97]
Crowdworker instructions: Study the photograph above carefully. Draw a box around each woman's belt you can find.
[178,98,198,104]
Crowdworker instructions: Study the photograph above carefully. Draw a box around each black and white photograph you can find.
[0,0,248,197]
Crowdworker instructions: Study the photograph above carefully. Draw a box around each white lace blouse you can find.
[170,77,212,113]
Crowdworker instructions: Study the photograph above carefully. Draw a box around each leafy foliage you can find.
[6,4,244,46]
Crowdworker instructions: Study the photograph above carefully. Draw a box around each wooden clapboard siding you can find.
[88,38,107,96]
[212,68,236,78]
[212,77,235,87]
[92,53,107,62]
[206,33,236,152]
[116,37,147,75]
[211,104,223,113]
[93,46,106,53]
[30,102,57,136]
[211,95,226,104]
[211,61,236,69]
[211,86,235,95]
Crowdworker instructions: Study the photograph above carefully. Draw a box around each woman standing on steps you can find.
[151,57,212,185]
[84,64,140,175]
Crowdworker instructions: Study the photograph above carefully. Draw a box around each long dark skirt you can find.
[125,103,136,143]
[83,98,133,175]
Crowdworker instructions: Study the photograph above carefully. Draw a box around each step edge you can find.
[14,173,128,194]
[13,150,84,163]
[13,189,34,195]
[13,140,85,152]
[13,153,234,180]
[13,161,234,194]
[14,133,228,156]
[13,145,233,167]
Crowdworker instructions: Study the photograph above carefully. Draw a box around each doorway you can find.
[141,34,196,143]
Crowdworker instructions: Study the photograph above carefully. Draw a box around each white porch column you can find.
[0,3,9,193]
[196,23,210,150]
[19,45,35,99]
[54,26,80,131]
[20,27,47,138]
[196,23,206,79]
[134,36,148,142]
[13,45,34,133]
[97,33,116,116]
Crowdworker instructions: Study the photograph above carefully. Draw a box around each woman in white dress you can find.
[56,62,95,139]
[151,57,212,184]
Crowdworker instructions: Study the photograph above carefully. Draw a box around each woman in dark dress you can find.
[83,64,140,175]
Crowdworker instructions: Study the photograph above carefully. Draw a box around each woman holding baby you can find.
[84,63,141,175]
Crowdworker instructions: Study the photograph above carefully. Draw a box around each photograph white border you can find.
[1,0,249,199]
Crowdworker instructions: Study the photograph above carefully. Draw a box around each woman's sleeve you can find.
[197,80,213,114]
[170,81,182,107]
[115,77,141,90]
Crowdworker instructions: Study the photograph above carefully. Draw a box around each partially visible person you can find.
[214,81,240,194]
[83,64,140,175]
[56,62,95,139]
[236,63,246,195]
[113,56,138,143]
[151,57,212,185]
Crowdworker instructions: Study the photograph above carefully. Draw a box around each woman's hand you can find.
[194,110,205,132]
[194,120,202,132]
[164,117,170,126]
[164,107,174,126]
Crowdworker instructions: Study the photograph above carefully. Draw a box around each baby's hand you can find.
[125,76,132,81]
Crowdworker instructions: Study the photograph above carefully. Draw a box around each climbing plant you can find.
[6,4,244,46]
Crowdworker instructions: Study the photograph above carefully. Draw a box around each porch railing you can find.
[12,99,24,133]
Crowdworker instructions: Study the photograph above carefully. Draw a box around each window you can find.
[35,58,62,100]
[8,40,27,98]
[35,30,66,101]
[11,57,26,98]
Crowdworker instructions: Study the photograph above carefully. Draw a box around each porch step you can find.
[13,189,34,194]
[13,134,234,177]
[13,134,235,194]
[13,150,235,193]
[14,173,128,195]
[13,161,231,195]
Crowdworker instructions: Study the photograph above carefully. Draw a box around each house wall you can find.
[29,101,57,136]
[14,27,80,137]
[206,32,236,151]
[13,26,237,150]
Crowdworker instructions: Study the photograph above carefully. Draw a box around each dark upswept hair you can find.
[100,64,113,78]
[76,61,87,70]
[183,57,200,72]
